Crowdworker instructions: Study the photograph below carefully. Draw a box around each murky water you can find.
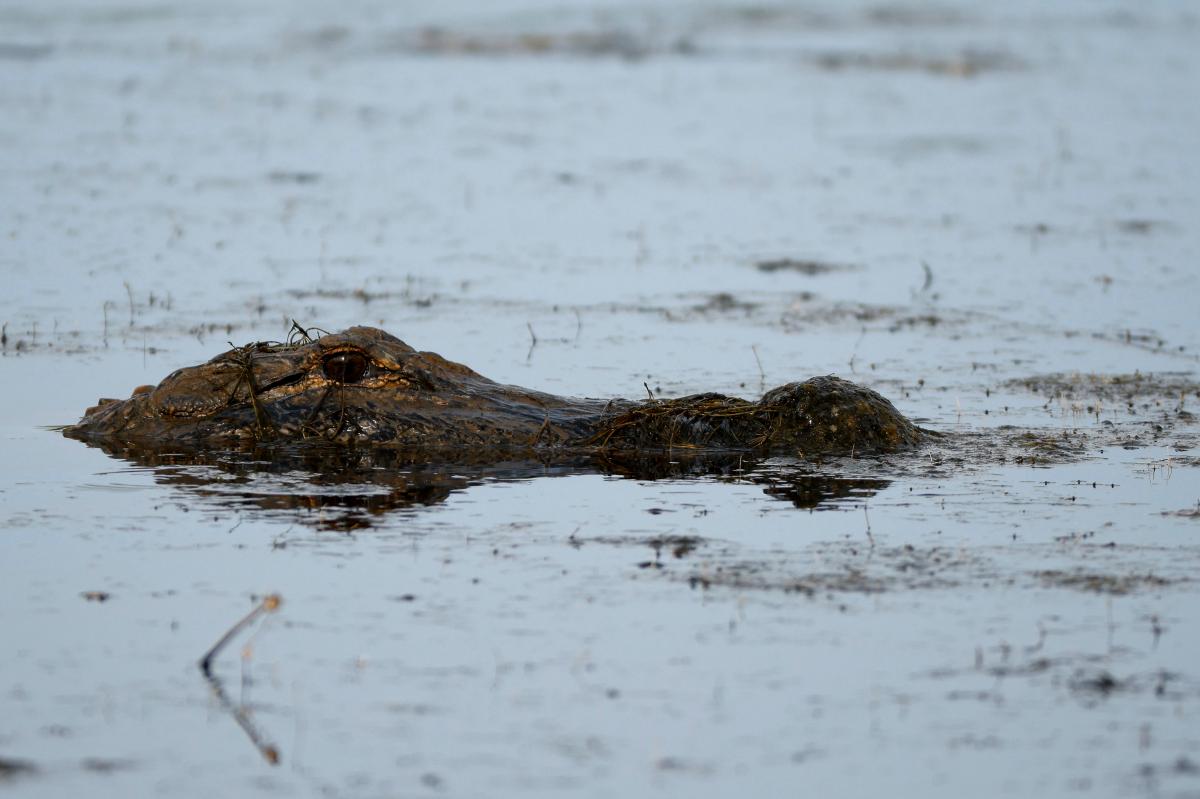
[2,1,1199,796]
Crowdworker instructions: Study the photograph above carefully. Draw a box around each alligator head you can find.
[64,326,613,448]
[63,326,923,455]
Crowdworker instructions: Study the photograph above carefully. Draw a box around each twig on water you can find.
[102,302,114,347]
[198,594,284,764]
[124,281,135,327]
[199,594,282,676]
[526,322,538,362]
[848,326,866,373]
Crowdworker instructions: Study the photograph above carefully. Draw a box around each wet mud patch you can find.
[1161,455,1200,468]
[286,284,439,309]
[0,42,53,60]
[1064,668,1196,706]
[806,48,1021,77]
[1009,372,1200,409]
[0,315,247,359]
[936,656,1199,705]
[1114,218,1172,235]
[81,757,137,774]
[333,6,1026,78]
[754,258,854,276]
[0,757,37,781]
[670,536,1198,600]
[689,292,761,316]
[929,648,1200,789]
[1004,430,1092,463]
[845,133,998,161]
[297,3,1019,71]
[683,543,986,597]
[701,5,972,29]
[910,422,1198,471]
[656,289,812,323]
[399,28,677,61]
[1017,218,1175,240]
[1033,569,1183,595]
[1000,372,1200,453]
[0,322,96,357]
[1136,756,1200,794]
[573,534,710,569]
[780,300,974,334]
[753,427,1117,480]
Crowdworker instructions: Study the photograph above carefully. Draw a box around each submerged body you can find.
[63,327,922,456]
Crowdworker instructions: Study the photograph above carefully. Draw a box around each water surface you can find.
[2,1,1199,796]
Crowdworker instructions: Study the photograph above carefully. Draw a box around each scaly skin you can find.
[62,326,922,455]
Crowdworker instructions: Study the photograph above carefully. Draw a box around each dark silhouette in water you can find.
[63,326,922,456]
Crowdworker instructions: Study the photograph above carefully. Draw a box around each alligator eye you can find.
[322,351,369,384]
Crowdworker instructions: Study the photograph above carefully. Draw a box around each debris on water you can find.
[1068,669,1123,699]
[403,27,663,60]
[81,757,136,773]
[1033,570,1179,595]
[1114,219,1165,235]
[580,534,709,561]
[1011,372,1200,405]
[1012,431,1088,462]
[199,594,282,675]
[755,258,852,276]
[199,595,284,765]
[807,48,1022,76]
[683,543,979,596]
[781,301,963,333]
[1175,756,1200,775]
[266,170,321,184]
[0,757,37,781]
[655,755,713,775]
[692,292,760,314]
[81,591,111,602]
[0,42,53,60]
[656,536,701,559]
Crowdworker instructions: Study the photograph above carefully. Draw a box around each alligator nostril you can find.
[85,398,118,416]
[322,351,369,384]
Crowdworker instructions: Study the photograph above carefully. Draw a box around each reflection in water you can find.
[758,473,890,507]
[202,669,281,766]
[77,440,891,529]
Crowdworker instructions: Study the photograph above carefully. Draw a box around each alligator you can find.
[62,326,923,456]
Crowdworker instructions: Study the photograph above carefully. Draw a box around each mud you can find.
[1034,570,1180,596]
